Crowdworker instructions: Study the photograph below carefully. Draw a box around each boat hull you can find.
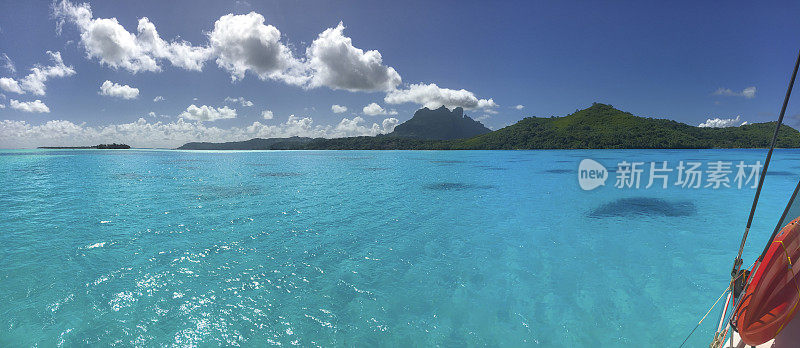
[735,217,800,345]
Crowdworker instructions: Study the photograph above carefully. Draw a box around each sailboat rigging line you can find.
[732,49,800,278]
[680,270,750,347]
[679,287,730,348]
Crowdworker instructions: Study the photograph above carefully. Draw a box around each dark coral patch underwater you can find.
[424,182,495,191]
[588,197,696,218]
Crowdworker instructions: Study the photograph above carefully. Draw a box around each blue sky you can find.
[1,0,799,147]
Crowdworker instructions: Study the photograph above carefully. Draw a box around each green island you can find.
[39,143,131,149]
[178,103,800,150]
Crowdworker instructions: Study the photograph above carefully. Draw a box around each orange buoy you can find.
[734,216,800,345]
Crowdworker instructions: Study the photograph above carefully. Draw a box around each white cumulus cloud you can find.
[208,12,306,84]
[99,80,139,99]
[382,117,399,133]
[698,115,746,128]
[54,0,210,73]
[363,102,388,116]
[306,22,401,92]
[325,116,398,138]
[224,96,253,107]
[515,104,524,110]
[0,51,76,96]
[10,99,50,113]
[135,17,212,71]
[261,109,274,120]
[19,51,76,95]
[179,104,237,122]
[385,83,497,110]
[713,86,756,99]
[0,77,23,94]
[51,0,489,108]
[331,104,347,113]
[742,87,757,99]
[153,95,164,102]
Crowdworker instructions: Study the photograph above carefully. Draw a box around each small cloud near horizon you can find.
[179,104,236,122]
[698,115,747,128]
[224,96,253,107]
[713,86,756,99]
[331,104,347,113]
[363,102,397,116]
[99,80,139,100]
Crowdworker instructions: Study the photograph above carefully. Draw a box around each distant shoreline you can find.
[172,147,799,151]
[38,143,131,149]
[24,104,800,151]
[176,104,800,150]
[23,147,800,151]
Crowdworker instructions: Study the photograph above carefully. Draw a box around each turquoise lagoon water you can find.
[1,149,799,346]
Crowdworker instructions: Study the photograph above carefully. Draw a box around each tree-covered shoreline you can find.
[38,143,131,149]
[178,104,800,150]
